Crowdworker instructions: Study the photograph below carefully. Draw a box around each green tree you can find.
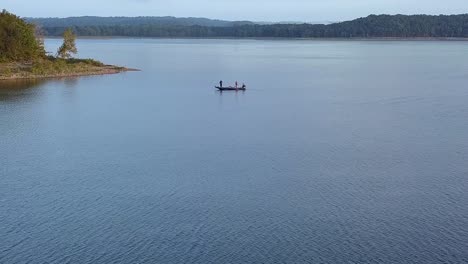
[57,28,77,59]
[0,9,45,62]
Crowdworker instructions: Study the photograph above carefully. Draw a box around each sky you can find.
[2,0,468,22]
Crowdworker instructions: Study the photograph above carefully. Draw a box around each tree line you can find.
[37,14,468,38]
[1,10,78,62]
[0,10,45,62]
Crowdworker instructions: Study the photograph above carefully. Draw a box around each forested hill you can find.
[26,16,254,28]
[31,14,468,38]
[0,10,45,62]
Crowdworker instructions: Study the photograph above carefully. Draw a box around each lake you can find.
[1,39,468,263]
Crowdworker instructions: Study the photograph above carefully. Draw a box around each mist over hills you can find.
[27,14,468,38]
[26,16,254,28]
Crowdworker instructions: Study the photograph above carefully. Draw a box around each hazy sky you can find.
[3,0,468,22]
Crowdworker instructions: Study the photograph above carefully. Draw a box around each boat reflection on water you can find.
[216,88,246,94]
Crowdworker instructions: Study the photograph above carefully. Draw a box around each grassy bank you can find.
[0,57,136,80]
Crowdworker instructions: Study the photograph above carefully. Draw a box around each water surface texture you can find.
[1,39,468,263]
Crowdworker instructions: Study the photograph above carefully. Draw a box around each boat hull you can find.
[215,86,246,91]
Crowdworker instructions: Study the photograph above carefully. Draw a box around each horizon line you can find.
[22,12,468,25]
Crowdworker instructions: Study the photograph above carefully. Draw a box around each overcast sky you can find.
[3,0,468,22]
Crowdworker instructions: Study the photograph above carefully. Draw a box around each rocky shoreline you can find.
[0,62,139,81]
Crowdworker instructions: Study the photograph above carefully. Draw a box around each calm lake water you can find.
[1,39,468,263]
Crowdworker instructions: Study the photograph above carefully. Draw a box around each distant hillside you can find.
[31,14,468,38]
[26,16,254,28]
[323,14,468,38]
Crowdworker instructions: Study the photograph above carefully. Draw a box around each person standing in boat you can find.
[219,80,223,87]
[235,81,238,88]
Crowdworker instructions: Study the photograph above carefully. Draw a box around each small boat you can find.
[215,86,246,91]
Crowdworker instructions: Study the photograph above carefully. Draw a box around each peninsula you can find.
[0,10,135,81]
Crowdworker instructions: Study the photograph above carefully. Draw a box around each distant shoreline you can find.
[45,36,468,41]
[32,14,468,40]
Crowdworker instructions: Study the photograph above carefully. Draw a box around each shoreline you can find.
[0,64,139,81]
[45,36,468,41]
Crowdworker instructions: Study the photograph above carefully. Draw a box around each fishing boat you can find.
[215,86,246,91]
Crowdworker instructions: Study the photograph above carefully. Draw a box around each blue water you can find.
[1,39,468,263]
